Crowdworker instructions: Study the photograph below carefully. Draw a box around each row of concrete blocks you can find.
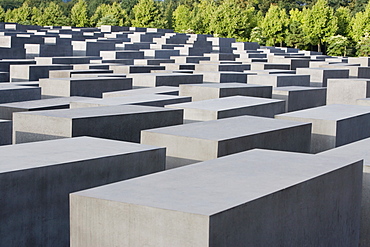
[1,134,369,246]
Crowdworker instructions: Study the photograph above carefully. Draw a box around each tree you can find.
[4,2,32,24]
[91,2,129,27]
[356,32,370,56]
[335,7,351,36]
[285,8,306,49]
[350,0,370,42]
[249,26,265,44]
[131,0,166,28]
[261,4,288,46]
[189,0,215,34]
[326,35,349,56]
[71,0,89,27]
[209,0,256,41]
[301,0,338,52]
[173,4,192,33]
[0,6,5,22]
[31,2,70,26]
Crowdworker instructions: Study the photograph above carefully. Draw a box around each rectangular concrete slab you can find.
[127,73,203,87]
[0,136,165,247]
[13,105,183,144]
[296,67,349,87]
[39,77,133,97]
[247,74,310,87]
[141,115,311,161]
[275,104,370,153]
[0,96,92,120]
[272,86,326,112]
[316,137,370,247]
[179,83,272,101]
[70,149,362,247]
[103,86,179,97]
[0,84,41,103]
[70,94,191,108]
[165,96,285,120]
[327,79,370,105]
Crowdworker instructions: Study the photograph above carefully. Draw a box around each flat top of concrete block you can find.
[166,96,283,111]
[0,96,92,109]
[143,115,309,141]
[276,104,370,121]
[0,119,10,123]
[273,86,326,92]
[318,137,370,165]
[72,94,190,106]
[249,69,296,74]
[327,78,370,82]
[0,136,162,173]
[249,74,309,78]
[46,77,127,82]
[127,73,201,77]
[180,83,269,89]
[297,67,350,72]
[103,86,178,97]
[0,84,37,90]
[15,104,180,119]
[72,149,360,215]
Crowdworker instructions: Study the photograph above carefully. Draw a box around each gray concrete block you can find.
[100,50,144,60]
[13,105,183,144]
[110,64,165,74]
[70,149,361,247]
[179,83,272,101]
[144,49,180,58]
[201,71,248,83]
[194,63,250,72]
[272,86,327,112]
[10,64,73,82]
[275,104,370,153]
[0,119,11,145]
[296,67,349,87]
[134,58,175,65]
[35,56,95,65]
[70,94,191,108]
[103,86,179,97]
[250,63,291,70]
[248,74,310,87]
[141,115,311,161]
[0,136,165,247]
[49,69,113,78]
[0,84,41,103]
[165,96,285,121]
[39,77,132,97]
[171,56,210,64]
[327,79,370,105]
[127,73,203,87]
[316,138,370,247]
[0,96,92,120]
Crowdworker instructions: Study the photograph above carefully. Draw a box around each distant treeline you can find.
[1,0,370,56]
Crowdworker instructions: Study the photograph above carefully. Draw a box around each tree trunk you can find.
[318,42,321,53]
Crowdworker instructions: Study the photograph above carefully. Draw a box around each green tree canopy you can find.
[31,2,70,26]
[71,0,89,27]
[209,0,256,41]
[173,4,192,33]
[261,4,288,46]
[301,0,338,52]
[285,8,306,49]
[131,0,166,28]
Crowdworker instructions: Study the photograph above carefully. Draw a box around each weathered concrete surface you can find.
[179,83,272,101]
[276,104,370,153]
[13,105,183,144]
[165,96,285,120]
[141,115,311,162]
[70,149,362,247]
[0,136,165,247]
[316,137,370,247]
